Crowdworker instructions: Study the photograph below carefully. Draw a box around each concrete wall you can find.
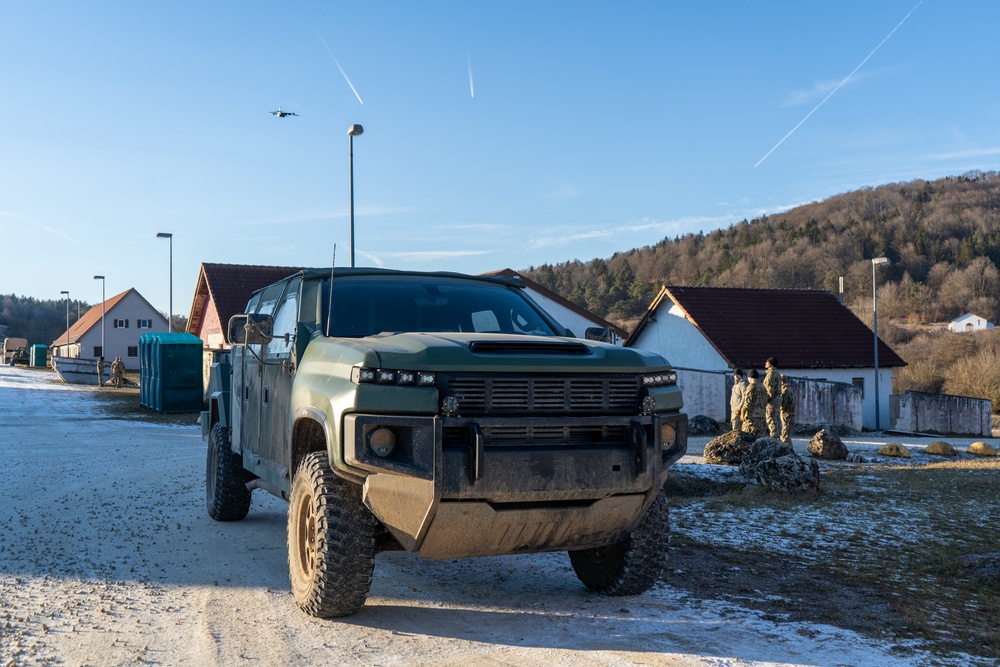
[676,370,863,433]
[891,391,993,436]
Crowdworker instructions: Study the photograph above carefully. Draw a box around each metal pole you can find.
[873,261,879,432]
[94,276,105,357]
[168,235,173,333]
[347,124,363,268]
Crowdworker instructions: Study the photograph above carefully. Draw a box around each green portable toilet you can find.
[29,344,47,367]
[139,332,203,413]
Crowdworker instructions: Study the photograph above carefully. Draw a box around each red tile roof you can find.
[625,286,906,369]
[187,263,305,342]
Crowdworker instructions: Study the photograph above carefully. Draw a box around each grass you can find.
[670,460,1000,662]
[88,371,203,427]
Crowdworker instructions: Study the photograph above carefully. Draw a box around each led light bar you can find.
[352,366,436,386]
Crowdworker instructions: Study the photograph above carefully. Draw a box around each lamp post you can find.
[94,275,105,358]
[347,123,364,268]
[872,256,890,431]
[60,290,70,358]
[156,232,173,332]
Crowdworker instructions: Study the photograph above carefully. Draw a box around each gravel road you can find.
[0,365,963,666]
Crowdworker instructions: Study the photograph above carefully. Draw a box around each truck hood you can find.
[331,332,671,373]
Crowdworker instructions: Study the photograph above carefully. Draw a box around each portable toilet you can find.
[139,332,204,413]
[29,344,47,367]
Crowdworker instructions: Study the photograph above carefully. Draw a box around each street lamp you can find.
[94,276,105,358]
[348,123,364,268]
[872,256,890,431]
[60,290,70,358]
[156,232,173,332]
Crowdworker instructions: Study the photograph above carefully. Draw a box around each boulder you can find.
[688,415,725,436]
[877,442,911,458]
[739,437,818,491]
[968,441,998,457]
[807,430,849,460]
[703,430,757,465]
[925,441,957,457]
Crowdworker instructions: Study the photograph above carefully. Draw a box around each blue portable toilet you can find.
[29,344,47,367]
[139,332,204,413]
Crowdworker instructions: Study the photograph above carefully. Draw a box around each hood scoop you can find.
[469,340,591,355]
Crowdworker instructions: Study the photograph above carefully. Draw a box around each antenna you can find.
[326,245,336,337]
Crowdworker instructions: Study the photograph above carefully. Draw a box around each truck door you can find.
[256,277,301,476]
[238,281,287,462]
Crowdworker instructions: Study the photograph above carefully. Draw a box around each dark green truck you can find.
[203,268,687,617]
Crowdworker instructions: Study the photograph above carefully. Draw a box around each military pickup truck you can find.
[203,268,687,617]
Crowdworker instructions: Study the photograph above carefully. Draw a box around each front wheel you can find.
[205,422,251,521]
[287,451,376,618]
[568,487,670,596]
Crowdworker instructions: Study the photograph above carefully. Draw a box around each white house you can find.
[948,313,995,333]
[51,288,169,370]
[624,286,907,431]
[483,269,628,344]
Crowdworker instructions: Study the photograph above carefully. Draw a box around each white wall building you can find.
[624,286,906,431]
[948,313,995,333]
[51,288,169,370]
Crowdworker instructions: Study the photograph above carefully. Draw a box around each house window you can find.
[127,346,138,358]
[138,319,152,329]
[114,319,129,329]
[94,346,103,358]
[853,377,864,397]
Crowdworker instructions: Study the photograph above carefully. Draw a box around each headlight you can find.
[642,370,677,387]
[660,422,677,450]
[352,366,436,387]
[368,427,396,457]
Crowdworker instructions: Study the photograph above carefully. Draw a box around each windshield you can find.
[322,278,560,338]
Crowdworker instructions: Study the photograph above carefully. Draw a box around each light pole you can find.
[348,123,364,268]
[156,232,173,332]
[872,257,890,431]
[94,275,105,358]
[60,290,70,358]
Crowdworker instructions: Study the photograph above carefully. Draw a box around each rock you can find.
[807,429,849,460]
[688,415,725,436]
[877,442,911,458]
[925,441,957,457]
[968,441,998,457]
[703,430,757,465]
[739,437,817,491]
[846,453,868,464]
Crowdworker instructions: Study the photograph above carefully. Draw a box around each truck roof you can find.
[251,267,526,297]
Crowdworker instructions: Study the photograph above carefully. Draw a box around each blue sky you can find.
[2,1,998,319]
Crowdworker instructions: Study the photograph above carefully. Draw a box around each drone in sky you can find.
[270,107,298,118]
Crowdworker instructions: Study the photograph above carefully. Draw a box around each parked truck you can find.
[203,268,687,617]
[3,337,28,365]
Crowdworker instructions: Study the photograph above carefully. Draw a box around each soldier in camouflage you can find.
[779,374,795,444]
[764,356,782,438]
[730,369,747,432]
[740,369,768,436]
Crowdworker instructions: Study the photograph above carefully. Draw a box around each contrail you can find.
[316,30,364,106]
[468,58,475,98]
[754,1,923,168]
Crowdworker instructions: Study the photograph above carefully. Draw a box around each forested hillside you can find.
[0,295,86,348]
[523,171,1000,330]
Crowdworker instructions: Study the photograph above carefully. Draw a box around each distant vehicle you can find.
[270,107,298,118]
[2,337,28,364]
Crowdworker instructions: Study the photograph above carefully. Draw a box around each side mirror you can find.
[228,314,274,346]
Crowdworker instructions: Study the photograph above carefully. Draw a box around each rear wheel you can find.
[568,487,670,595]
[205,422,251,521]
[287,451,376,618]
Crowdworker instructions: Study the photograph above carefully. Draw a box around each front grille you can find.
[443,424,631,447]
[445,376,640,416]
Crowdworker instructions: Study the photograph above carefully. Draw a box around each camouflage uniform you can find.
[764,365,781,438]
[96,357,105,387]
[779,380,795,445]
[740,377,768,436]
[730,375,747,432]
[111,357,125,388]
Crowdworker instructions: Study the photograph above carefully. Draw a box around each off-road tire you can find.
[568,486,670,595]
[288,451,376,618]
[205,422,251,521]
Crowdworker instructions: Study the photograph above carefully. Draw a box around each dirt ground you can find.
[1,365,996,667]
